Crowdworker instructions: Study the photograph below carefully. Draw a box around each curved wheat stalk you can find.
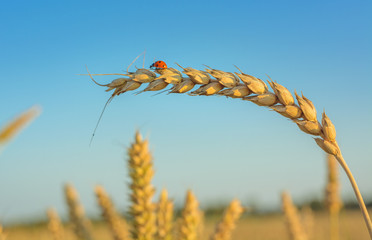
[85,64,372,238]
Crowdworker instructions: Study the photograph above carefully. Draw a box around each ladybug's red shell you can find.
[150,60,167,69]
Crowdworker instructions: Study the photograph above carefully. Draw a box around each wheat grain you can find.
[86,63,372,238]
[128,131,156,240]
[64,183,94,240]
[210,199,244,240]
[156,189,174,240]
[95,185,130,240]
[47,208,64,240]
[281,191,307,240]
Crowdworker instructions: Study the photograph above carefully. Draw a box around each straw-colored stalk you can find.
[0,105,41,148]
[128,132,156,240]
[64,183,94,240]
[156,189,174,240]
[178,190,200,240]
[281,191,308,240]
[95,185,130,240]
[0,224,6,240]
[47,208,64,240]
[86,64,372,238]
[325,154,342,240]
[210,199,244,240]
[301,206,314,240]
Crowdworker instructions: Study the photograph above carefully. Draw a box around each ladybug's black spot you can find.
[157,61,161,63]
[162,65,165,68]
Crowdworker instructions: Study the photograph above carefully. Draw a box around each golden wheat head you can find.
[128,131,156,240]
[95,185,130,240]
[64,183,94,240]
[210,199,244,240]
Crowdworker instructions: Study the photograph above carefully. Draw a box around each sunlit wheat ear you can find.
[281,191,308,240]
[0,105,41,148]
[325,154,342,240]
[47,208,64,240]
[64,183,94,240]
[156,189,174,240]
[88,64,372,237]
[301,206,314,240]
[0,224,7,240]
[128,131,156,240]
[178,190,200,240]
[210,199,244,240]
[95,185,130,240]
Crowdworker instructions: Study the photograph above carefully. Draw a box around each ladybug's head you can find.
[150,60,167,69]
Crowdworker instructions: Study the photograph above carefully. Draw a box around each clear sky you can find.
[0,0,371,223]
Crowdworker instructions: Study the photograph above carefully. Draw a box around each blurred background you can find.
[0,0,371,227]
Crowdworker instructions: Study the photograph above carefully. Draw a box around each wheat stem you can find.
[87,65,372,238]
[335,151,372,237]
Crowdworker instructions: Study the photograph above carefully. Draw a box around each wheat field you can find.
[1,64,371,239]
[4,210,371,240]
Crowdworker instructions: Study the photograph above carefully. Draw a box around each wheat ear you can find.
[0,105,40,149]
[64,183,94,240]
[301,206,314,240]
[47,208,64,240]
[0,224,6,240]
[177,190,200,240]
[128,131,156,240]
[281,191,308,240]
[210,199,244,240]
[95,185,130,240]
[87,64,372,238]
[325,154,342,240]
[156,189,174,240]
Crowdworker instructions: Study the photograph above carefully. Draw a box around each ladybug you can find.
[150,60,167,69]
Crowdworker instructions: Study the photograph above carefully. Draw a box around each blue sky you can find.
[0,0,371,223]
